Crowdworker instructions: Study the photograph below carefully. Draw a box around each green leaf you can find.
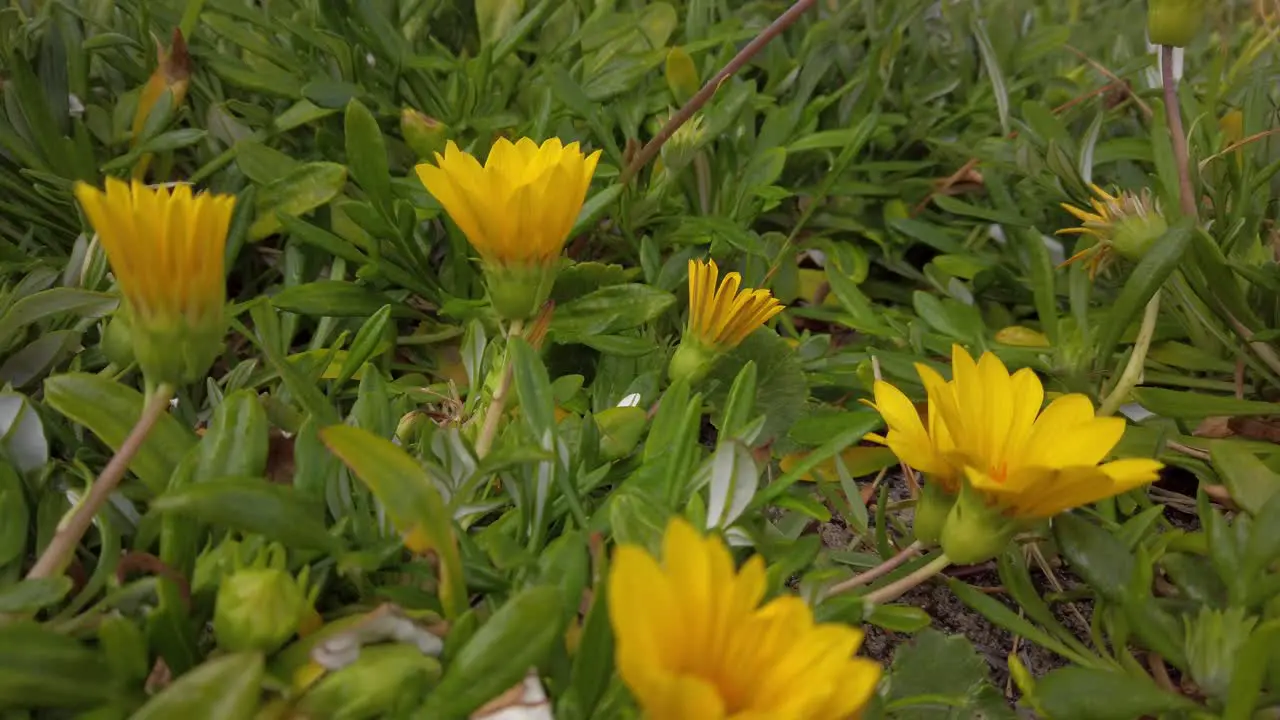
[43,373,197,494]
[912,291,984,343]
[320,424,467,619]
[947,577,1095,668]
[1036,667,1197,720]
[152,477,340,553]
[0,461,28,567]
[550,284,675,341]
[866,605,932,633]
[1094,222,1192,363]
[1223,620,1280,720]
[1132,387,1280,419]
[272,280,417,318]
[423,585,567,718]
[1209,440,1280,515]
[885,628,999,718]
[0,622,115,708]
[197,390,269,482]
[1053,512,1132,603]
[0,576,72,612]
[511,337,557,443]
[250,162,349,241]
[706,330,808,446]
[0,287,116,341]
[716,361,758,442]
[343,99,392,212]
[336,304,393,386]
[131,652,264,720]
[752,414,881,508]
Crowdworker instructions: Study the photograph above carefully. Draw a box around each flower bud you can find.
[665,47,700,105]
[1110,202,1168,262]
[658,113,706,174]
[912,480,955,546]
[1183,606,1256,699]
[1147,0,1203,48]
[400,109,448,161]
[939,478,1017,565]
[132,29,191,144]
[668,340,717,386]
[595,406,648,460]
[483,261,558,322]
[102,313,136,368]
[214,567,306,653]
[132,309,228,386]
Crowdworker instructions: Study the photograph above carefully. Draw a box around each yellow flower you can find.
[608,518,880,719]
[668,259,785,384]
[867,344,1162,519]
[74,178,235,385]
[1056,184,1166,279]
[415,137,601,320]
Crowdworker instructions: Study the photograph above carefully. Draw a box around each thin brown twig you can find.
[823,540,923,598]
[1065,44,1154,118]
[1162,45,1198,221]
[620,0,820,183]
[911,80,1128,216]
[28,385,175,580]
[1199,128,1280,168]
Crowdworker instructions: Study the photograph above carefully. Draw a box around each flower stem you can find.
[823,540,923,599]
[474,319,525,459]
[1099,291,1161,417]
[620,0,819,183]
[1161,44,1197,221]
[27,383,176,581]
[861,553,952,606]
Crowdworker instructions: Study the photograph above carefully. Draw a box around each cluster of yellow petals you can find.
[74,178,234,325]
[868,344,1161,519]
[415,138,601,267]
[686,258,785,351]
[1056,183,1163,279]
[609,518,880,720]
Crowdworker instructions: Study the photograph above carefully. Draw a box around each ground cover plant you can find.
[2,0,1280,717]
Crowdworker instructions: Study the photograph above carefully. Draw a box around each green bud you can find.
[664,47,700,105]
[1183,606,1257,699]
[214,567,306,653]
[1111,205,1167,262]
[102,313,136,368]
[131,307,226,386]
[401,109,448,161]
[939,479,1017,565]
[912,480,955,546]
[595,406,648,460]
[668,340,717,385]
[658,113,706,174]
[1147,0,1203,47]
[298,645,442,718]
[482,261,558,322]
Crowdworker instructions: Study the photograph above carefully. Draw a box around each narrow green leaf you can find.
[343,99,392,212]
[1095,222,1192,363]
[272,280,417,318]
[152,477,340,553]
[43,373,197,494]
[131,653,264,720]
[320,424,467,619]
[1037,667,1197,720]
